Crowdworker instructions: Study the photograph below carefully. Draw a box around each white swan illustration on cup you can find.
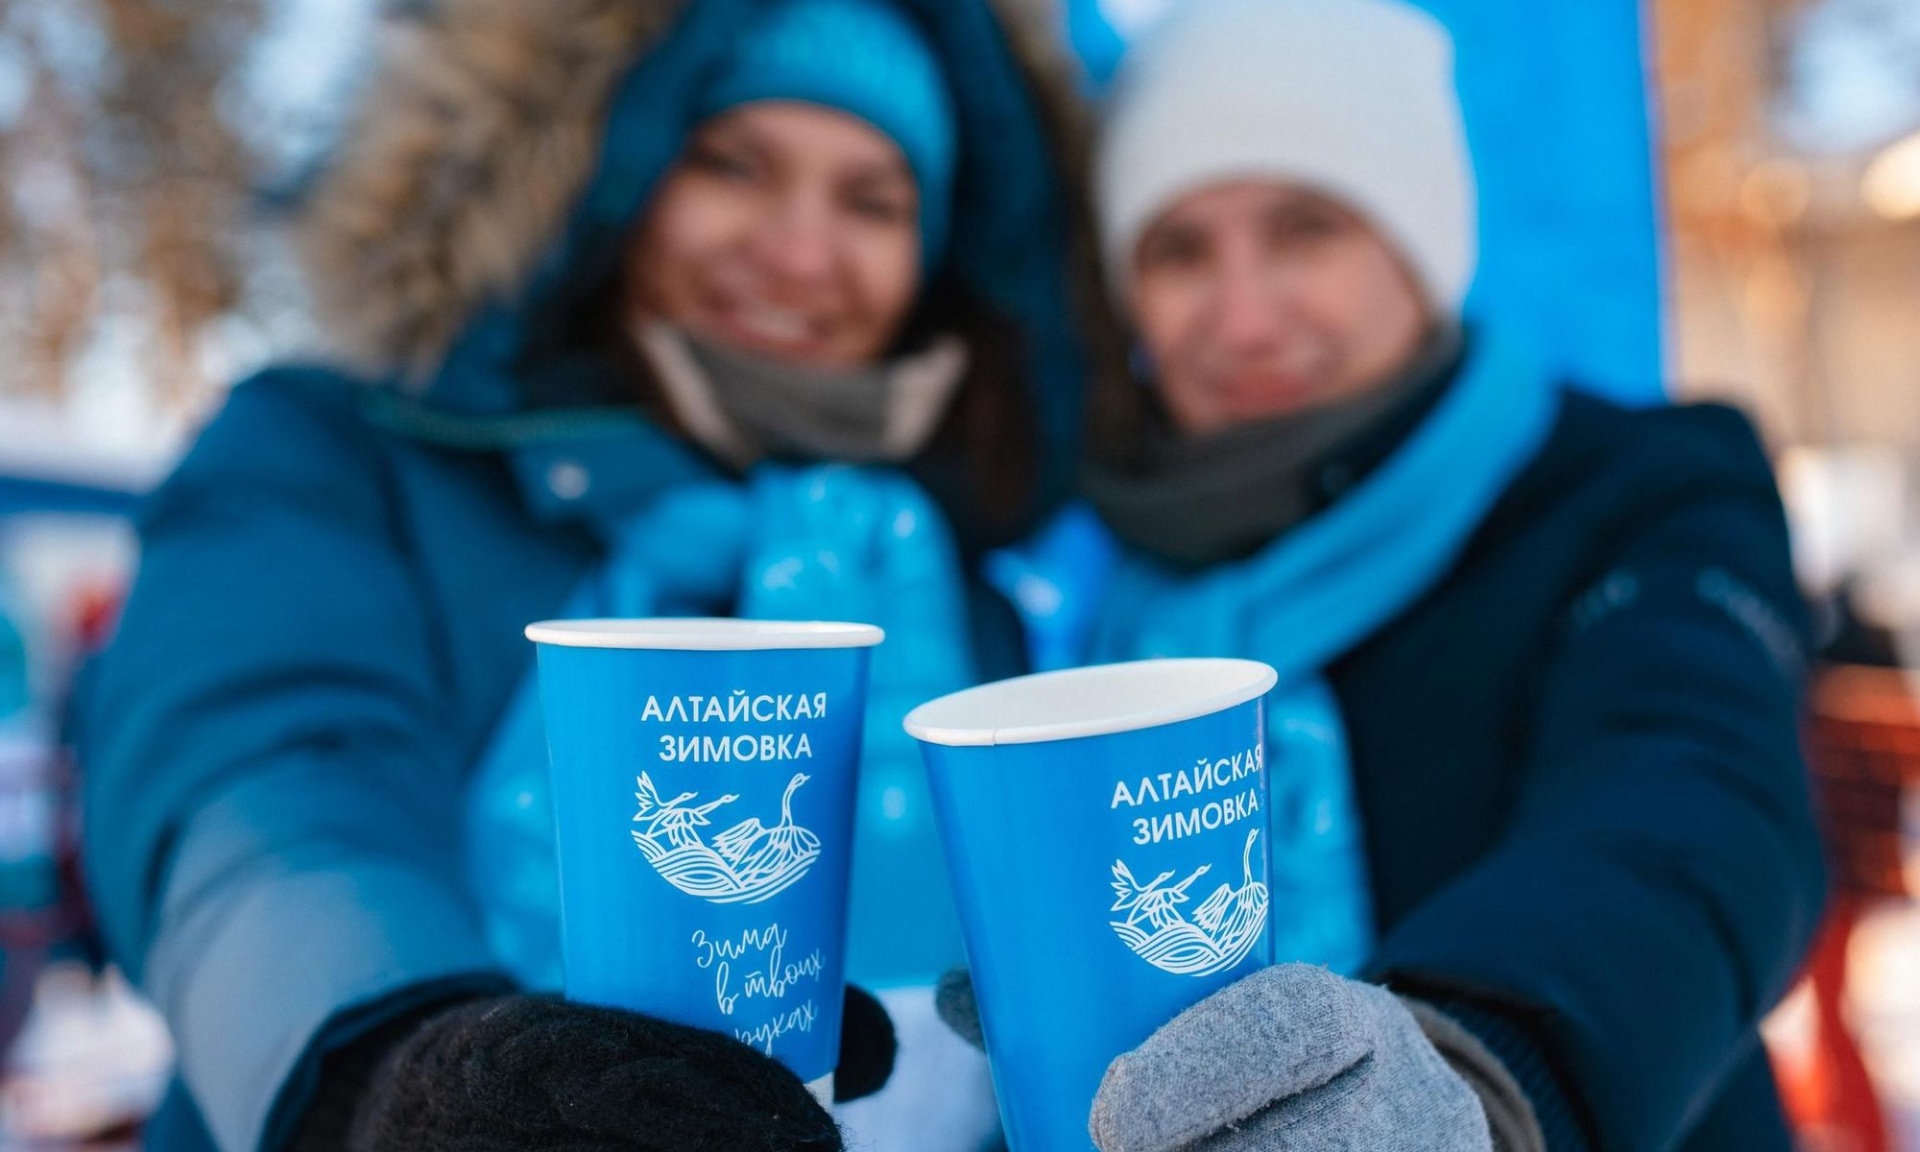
[1109,828,1269,977]
[631,771,820,904]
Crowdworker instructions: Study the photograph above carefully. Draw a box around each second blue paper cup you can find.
[906,658,1278,1151]
[527,619,882,1097]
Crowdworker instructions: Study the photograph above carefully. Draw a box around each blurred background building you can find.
[1662,0,1920,450]
[0,0,1918,1148]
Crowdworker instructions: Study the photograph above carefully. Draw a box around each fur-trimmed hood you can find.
[295,0,1114,462]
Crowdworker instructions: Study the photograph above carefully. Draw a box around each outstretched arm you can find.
[1369,482,1825,1150]
[80,375,505,1152]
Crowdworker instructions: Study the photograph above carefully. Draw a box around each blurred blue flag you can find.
[1064,0,1667,405]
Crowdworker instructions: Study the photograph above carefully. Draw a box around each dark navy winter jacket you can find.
[1327,390,1824,1152]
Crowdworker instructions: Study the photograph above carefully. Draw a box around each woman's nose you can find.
[1209,255,1286,354]
[753,194,837,284]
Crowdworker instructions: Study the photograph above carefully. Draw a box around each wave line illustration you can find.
[631,771,819,905]
[1109,828,1268,977]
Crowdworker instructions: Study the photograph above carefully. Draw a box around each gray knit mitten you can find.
[1089,964,1492,1152]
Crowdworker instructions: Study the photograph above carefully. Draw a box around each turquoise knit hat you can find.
[697,0,957,270]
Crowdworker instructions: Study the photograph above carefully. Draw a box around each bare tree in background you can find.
[0,0,261,406]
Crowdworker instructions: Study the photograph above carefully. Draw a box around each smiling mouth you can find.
[699,293,831,358]
[1219,371,1318,404]
[731,303,813,344]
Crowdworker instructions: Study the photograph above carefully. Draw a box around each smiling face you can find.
[1127,180,1433,436]
[625,101,924,369]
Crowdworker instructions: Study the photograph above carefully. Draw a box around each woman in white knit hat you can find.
[965,1,1825,1149]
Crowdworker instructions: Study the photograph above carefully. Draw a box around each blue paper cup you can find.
[527,619,883,1100]
[904,658,1279,1151]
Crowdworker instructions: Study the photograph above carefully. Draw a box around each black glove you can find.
[295,987,895,1152]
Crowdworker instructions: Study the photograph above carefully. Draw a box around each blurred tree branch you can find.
[1655,0,1828,441]
[0,0,260,406]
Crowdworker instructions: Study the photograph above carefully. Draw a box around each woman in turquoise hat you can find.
[78,1,1105,1149]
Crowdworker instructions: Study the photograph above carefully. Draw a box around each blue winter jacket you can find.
[76,3,1094,1149]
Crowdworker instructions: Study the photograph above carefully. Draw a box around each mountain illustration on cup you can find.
[1108,828,1269,977]
[630,771,821,904]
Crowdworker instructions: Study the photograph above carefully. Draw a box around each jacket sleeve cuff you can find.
[1406,995,1595,1152]
[145,858,505,1152]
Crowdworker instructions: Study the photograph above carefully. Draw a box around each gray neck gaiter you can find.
[635,322,969,469]
[1085,324,1465,568]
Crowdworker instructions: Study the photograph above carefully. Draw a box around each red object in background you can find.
[69,583,123,659]
[1774,664,1920,1152]
[0,578,126,1058]
[1777,895,1893,1152]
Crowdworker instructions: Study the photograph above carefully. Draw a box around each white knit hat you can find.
[1097,0,1478,313]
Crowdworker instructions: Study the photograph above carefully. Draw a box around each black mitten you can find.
[835,983,898,1102]
[335,989,893,1152]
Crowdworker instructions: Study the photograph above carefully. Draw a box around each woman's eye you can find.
[687,145,758,182]
[844,188,915,225]
[1266,208,1343,246]
[1137,230,1206,271]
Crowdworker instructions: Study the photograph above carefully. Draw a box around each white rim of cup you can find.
[524,619,885,650]
[903,658,1278,747]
